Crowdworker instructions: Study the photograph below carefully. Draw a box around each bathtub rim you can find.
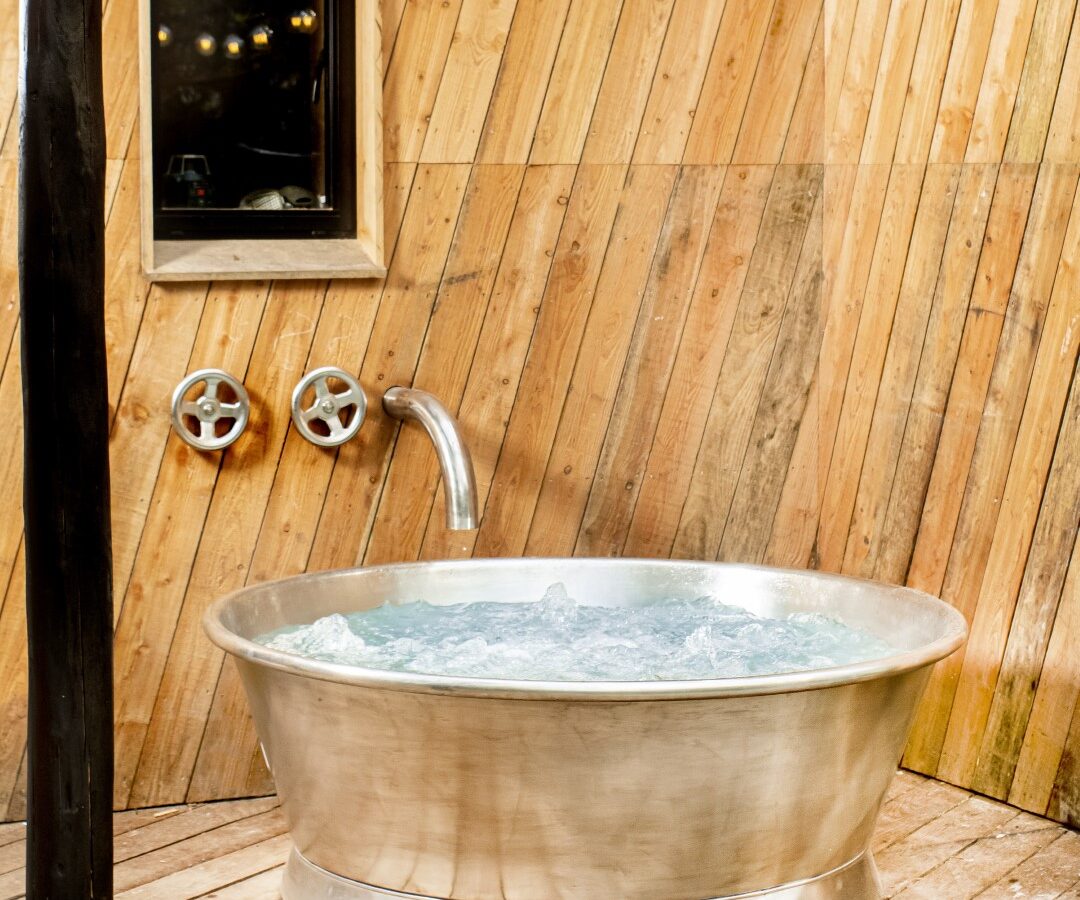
[203,558,967,702]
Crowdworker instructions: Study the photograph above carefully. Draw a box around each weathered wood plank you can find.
[841,165,961,577]
[902,163,1047,774]
[1003,0,1079,163]
[1010,531,1080,813]
[971,332,1080,799]
[114,798,279,863]
[928,0,1001,162]
[718,185,822,563]
[112,283,271,807]
[817,164,926,571]
[123,282,331,808]
[892,0,963,165]
[1044,4,1080,163]
[529,0,624,166]
[891,812,1063,899]
[114,833,292,899]
[814,164,889,555]
[383,0,464,162]
[573,165,727,555]
[873,776,972,853]
[780,10,825,165]
[581,0,676,164]
[973,829,1080,899]
[363,165,524,564]
[875,796,1018,895]
[859,0,930,164]
[113,808,287,893]
[899,164,1037,601]
[870,164,998,583]
[963,0,1039,163]
[684,2,778,165]
[472,164,625,557]
[732,0,821,165]
[476,0,572,164]
[826,0,893,164]
[669,165,820,561]
[191,865,284,899]
[412,165,575,562]
[623,164,774,558]
[525,165,678,556]
[913,164,1079,779]
[632,0,727,165]
[420,0,518,163]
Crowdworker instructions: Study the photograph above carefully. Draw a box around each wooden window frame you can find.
[137,0,384,281]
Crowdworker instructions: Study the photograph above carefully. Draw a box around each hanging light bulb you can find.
[156,24,173,46]
[249,25,272,49]
[195,32,217,56]
[223,34,244,58]
[288,9,317,33]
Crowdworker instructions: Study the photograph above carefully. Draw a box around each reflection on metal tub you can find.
[203,559,967,900]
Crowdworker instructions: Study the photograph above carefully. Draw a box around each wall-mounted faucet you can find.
[382,387,478,530]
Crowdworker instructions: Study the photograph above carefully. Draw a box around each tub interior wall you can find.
[0,0,1076,830]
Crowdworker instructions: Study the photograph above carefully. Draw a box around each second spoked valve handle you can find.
[290,367,367,447]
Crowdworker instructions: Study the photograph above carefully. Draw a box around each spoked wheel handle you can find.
[290,367,367,448]
[170,369,250,451]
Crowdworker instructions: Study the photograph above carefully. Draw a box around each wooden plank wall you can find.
[0,0,1076,829]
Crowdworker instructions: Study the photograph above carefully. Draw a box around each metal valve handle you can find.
[291,367,367,447]
[170,369,250,451]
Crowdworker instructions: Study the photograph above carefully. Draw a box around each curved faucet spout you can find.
[382,387,479,530]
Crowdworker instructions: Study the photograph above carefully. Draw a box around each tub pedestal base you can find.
[281,847,882,900]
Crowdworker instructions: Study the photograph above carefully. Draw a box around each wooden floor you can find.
[0,771,1076,899]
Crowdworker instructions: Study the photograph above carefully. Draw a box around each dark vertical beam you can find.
[19,0,112,886]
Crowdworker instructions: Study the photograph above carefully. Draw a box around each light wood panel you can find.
[0,0,1077,831]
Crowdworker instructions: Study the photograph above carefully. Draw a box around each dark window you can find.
[150,0,356,239]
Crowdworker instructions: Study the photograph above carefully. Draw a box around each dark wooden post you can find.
[19,0,113,887]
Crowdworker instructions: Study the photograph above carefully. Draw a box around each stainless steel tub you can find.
[204,559,966,900]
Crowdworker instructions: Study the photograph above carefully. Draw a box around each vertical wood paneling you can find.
[632,0,727,165]
[0,0,1076,830]
[580,0,675,164]
[841,165,961,577]
[574,165,727,555]
[1010,532,1080,812]
[623,165,774,558]
[927,0,999,162]
[363,164,524,564]
[416,165,575,562]
[383,0,464,161]
[472,164,626,557]
[974,364,1080,799]
[718,189,823,563]
[475,0,571,164]
[683,1,777,165]
[419,0,517,163]
[670,165,822,561]
[528,0,623,166]
[731,0,822,165]
[525,165,678,556]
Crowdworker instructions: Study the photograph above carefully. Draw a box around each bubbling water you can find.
[254,583,896,681]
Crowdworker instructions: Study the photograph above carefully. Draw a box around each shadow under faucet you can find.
[382,386,479,530]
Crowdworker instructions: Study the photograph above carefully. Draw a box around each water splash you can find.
[256,582,895,681]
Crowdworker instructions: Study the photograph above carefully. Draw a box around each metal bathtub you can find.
[203,559,967,900]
